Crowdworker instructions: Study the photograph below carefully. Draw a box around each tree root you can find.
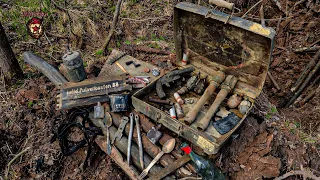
[4,147,31,180]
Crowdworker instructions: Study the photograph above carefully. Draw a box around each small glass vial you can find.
[94,102,104,119]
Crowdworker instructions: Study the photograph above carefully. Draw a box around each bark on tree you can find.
[0,21,23,83]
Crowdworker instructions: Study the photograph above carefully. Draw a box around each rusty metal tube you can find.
[184,72,225,125]
[195,75,238,131]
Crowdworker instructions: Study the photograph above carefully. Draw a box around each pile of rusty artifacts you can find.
[21,1,278,178]
[23,49,224,179]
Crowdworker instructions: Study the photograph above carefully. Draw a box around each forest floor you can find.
[0,0,320,179]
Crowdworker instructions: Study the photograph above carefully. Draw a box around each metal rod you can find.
[127,113,134,165]
[135,114,144,169]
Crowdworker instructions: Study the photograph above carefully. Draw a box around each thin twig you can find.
[43,32,52,46]
[5,142,13,155]
[274,170,319,180]
[246,15,293,21]
[102,0,123,53]
[241,0,263,18]
[121,16,167,22]
[5,147,31,179]
[276,16,282,33]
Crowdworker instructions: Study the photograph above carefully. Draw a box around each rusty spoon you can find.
[105,112,112,155]
[139,138,176,179]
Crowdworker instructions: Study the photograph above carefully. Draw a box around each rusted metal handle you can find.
[184,82,219,125]
[209,0,234,10]
[184,72,225,125]
[196,88,229,131]
[196,75,238,131]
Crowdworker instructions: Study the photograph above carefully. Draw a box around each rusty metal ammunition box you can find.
[132,2,275,154]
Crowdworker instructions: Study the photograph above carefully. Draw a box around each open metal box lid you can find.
[174,2,276,99]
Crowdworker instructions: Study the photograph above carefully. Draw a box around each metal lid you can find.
[174,2,275,98]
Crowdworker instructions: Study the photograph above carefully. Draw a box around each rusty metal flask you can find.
[62,51,87,82]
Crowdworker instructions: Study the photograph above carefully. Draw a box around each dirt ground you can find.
[0,0,320,179]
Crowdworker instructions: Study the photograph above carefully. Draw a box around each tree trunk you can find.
[0,21,23,83]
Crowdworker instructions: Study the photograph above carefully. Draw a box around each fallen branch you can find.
[102,0,123,53]
[268,72,281,91]
[5,147,31,179]
[274,170,319,180]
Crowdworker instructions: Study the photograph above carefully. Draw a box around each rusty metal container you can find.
[132,2,275,154]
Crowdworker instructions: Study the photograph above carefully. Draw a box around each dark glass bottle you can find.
[181,143,225,180]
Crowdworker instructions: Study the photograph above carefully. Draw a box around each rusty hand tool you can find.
[156,67,195,99]
[196,75,238,131]
[135,114,144,169]
[184,72,225,125]
[139,139,176,179]
[147,155,191,180]
[105,112,113,155]
[112,116,129,144]
[127,113,134,165]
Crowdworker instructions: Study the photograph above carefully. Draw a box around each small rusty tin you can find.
[132,2,275,154]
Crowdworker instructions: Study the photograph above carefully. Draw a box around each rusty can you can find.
[174,103,184,118]
[62,51,87,82]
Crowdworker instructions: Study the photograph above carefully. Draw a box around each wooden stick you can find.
[95,138,139,180]
[241,0,263,18]
[102,0,123,53]
[147,155,191,180]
